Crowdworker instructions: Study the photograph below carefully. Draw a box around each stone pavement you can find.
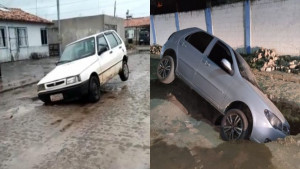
[0,57,58,93]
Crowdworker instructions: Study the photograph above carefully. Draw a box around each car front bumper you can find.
[250,122,289,143]
[38,80,89,102]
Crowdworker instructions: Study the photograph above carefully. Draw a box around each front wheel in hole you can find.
[220,109,249,141]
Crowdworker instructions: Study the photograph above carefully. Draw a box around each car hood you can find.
[243,79,286,122]
[38,56,97,85]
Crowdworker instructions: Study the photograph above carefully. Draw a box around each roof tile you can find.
[0,8,52,24]
[124,17,149,27]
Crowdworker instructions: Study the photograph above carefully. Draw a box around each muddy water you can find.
[151,140,274,169]
[150,58,300,169]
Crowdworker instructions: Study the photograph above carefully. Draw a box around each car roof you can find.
[67,30,117,46]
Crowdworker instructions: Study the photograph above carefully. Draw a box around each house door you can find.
[8,27,18,61]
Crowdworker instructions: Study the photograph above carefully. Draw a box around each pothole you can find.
[273,99,300,135]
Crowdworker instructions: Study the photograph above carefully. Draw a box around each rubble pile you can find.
[150,45,162,55]
[250,48,300,73]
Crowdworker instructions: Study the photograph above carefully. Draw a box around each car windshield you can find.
[58,37,95,64]
[234,50,259,88]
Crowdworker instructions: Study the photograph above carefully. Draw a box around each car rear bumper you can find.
[38,80,89,102]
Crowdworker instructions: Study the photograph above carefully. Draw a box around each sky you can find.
[1,0,150,21]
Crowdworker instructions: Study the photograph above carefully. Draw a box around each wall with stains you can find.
[48,15,124,51]
[150,0,300,56]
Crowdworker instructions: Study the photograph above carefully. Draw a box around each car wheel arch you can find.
[163,49,177,69]
[122,55,128,63]
[224,101,253,139]
[90,72,100,84]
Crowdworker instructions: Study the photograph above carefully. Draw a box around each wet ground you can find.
[150,57,300,169]
[0,53,150,169]
[0,57,57,93]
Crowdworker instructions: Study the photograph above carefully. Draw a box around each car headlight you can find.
[66,75,80,85]
[37,84,45,92]
[264,109,282,131]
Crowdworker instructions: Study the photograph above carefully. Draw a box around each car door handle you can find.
[202,59,210,66]
[180,42,187,47]
[119,46,122,49]
[109,51,113,54]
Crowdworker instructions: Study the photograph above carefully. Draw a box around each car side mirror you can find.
[221,59,233,75]
[98,47,108,55]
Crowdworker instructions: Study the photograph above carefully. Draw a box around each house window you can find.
[41,29,47,45]
[17,28,28,47]
[0,27,6,47]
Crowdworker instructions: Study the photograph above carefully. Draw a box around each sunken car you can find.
[157,27,290,143]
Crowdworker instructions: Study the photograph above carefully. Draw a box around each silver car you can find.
[157,27,290,143]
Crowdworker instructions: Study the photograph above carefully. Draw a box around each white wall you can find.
[0,22,49,62]
[153,14,177,46]
[211,2,245,53]
[151,0,300,56]
[178,11,206,31]
[251,0,300,55]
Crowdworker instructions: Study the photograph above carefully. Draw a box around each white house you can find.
[0,6,53,62]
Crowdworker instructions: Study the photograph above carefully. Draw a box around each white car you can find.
[37,30,129,103]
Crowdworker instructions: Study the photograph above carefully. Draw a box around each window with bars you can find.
[0,27,6,47]
[41,28,47,45]
[17,28,28,47]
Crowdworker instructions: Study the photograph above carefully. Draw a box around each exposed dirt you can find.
[254,70,300,135]
[150,57,300,169]
[0,53,150,169]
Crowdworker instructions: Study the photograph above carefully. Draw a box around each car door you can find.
[177,31,213,85]
[194,40,234,109]
[104,32,123,66]
[97,34,114,81]
[112,31,126,58]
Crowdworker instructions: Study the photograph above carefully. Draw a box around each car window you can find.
[112,32,122,44]
[185,31,213,53]
[105,33,118,49]
[97,35,109,53]
[234,50,259,87]
[208,41,233,73]
[58,37,95,64]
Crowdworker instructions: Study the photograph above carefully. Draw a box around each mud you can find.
[150,57,300,169]
[0,53,150,169]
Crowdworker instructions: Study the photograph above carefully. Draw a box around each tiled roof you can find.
[124,17,150,27]
[0,7,52,24]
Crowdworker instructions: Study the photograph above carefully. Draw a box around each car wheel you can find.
[157,55,175,84]
[119,61,129,81]
[88,76,100,102]
[220,109,249,141]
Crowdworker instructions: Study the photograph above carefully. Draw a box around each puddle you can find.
[151,139,274,169]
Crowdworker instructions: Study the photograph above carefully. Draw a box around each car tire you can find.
[220,109,249,141]
[88,76,100,102]
[119,61,129,81]
[157,55,175,84]
[40,97,52,104]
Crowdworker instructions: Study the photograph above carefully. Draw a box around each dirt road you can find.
[0,53,150,169]
[150,58,300,169]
